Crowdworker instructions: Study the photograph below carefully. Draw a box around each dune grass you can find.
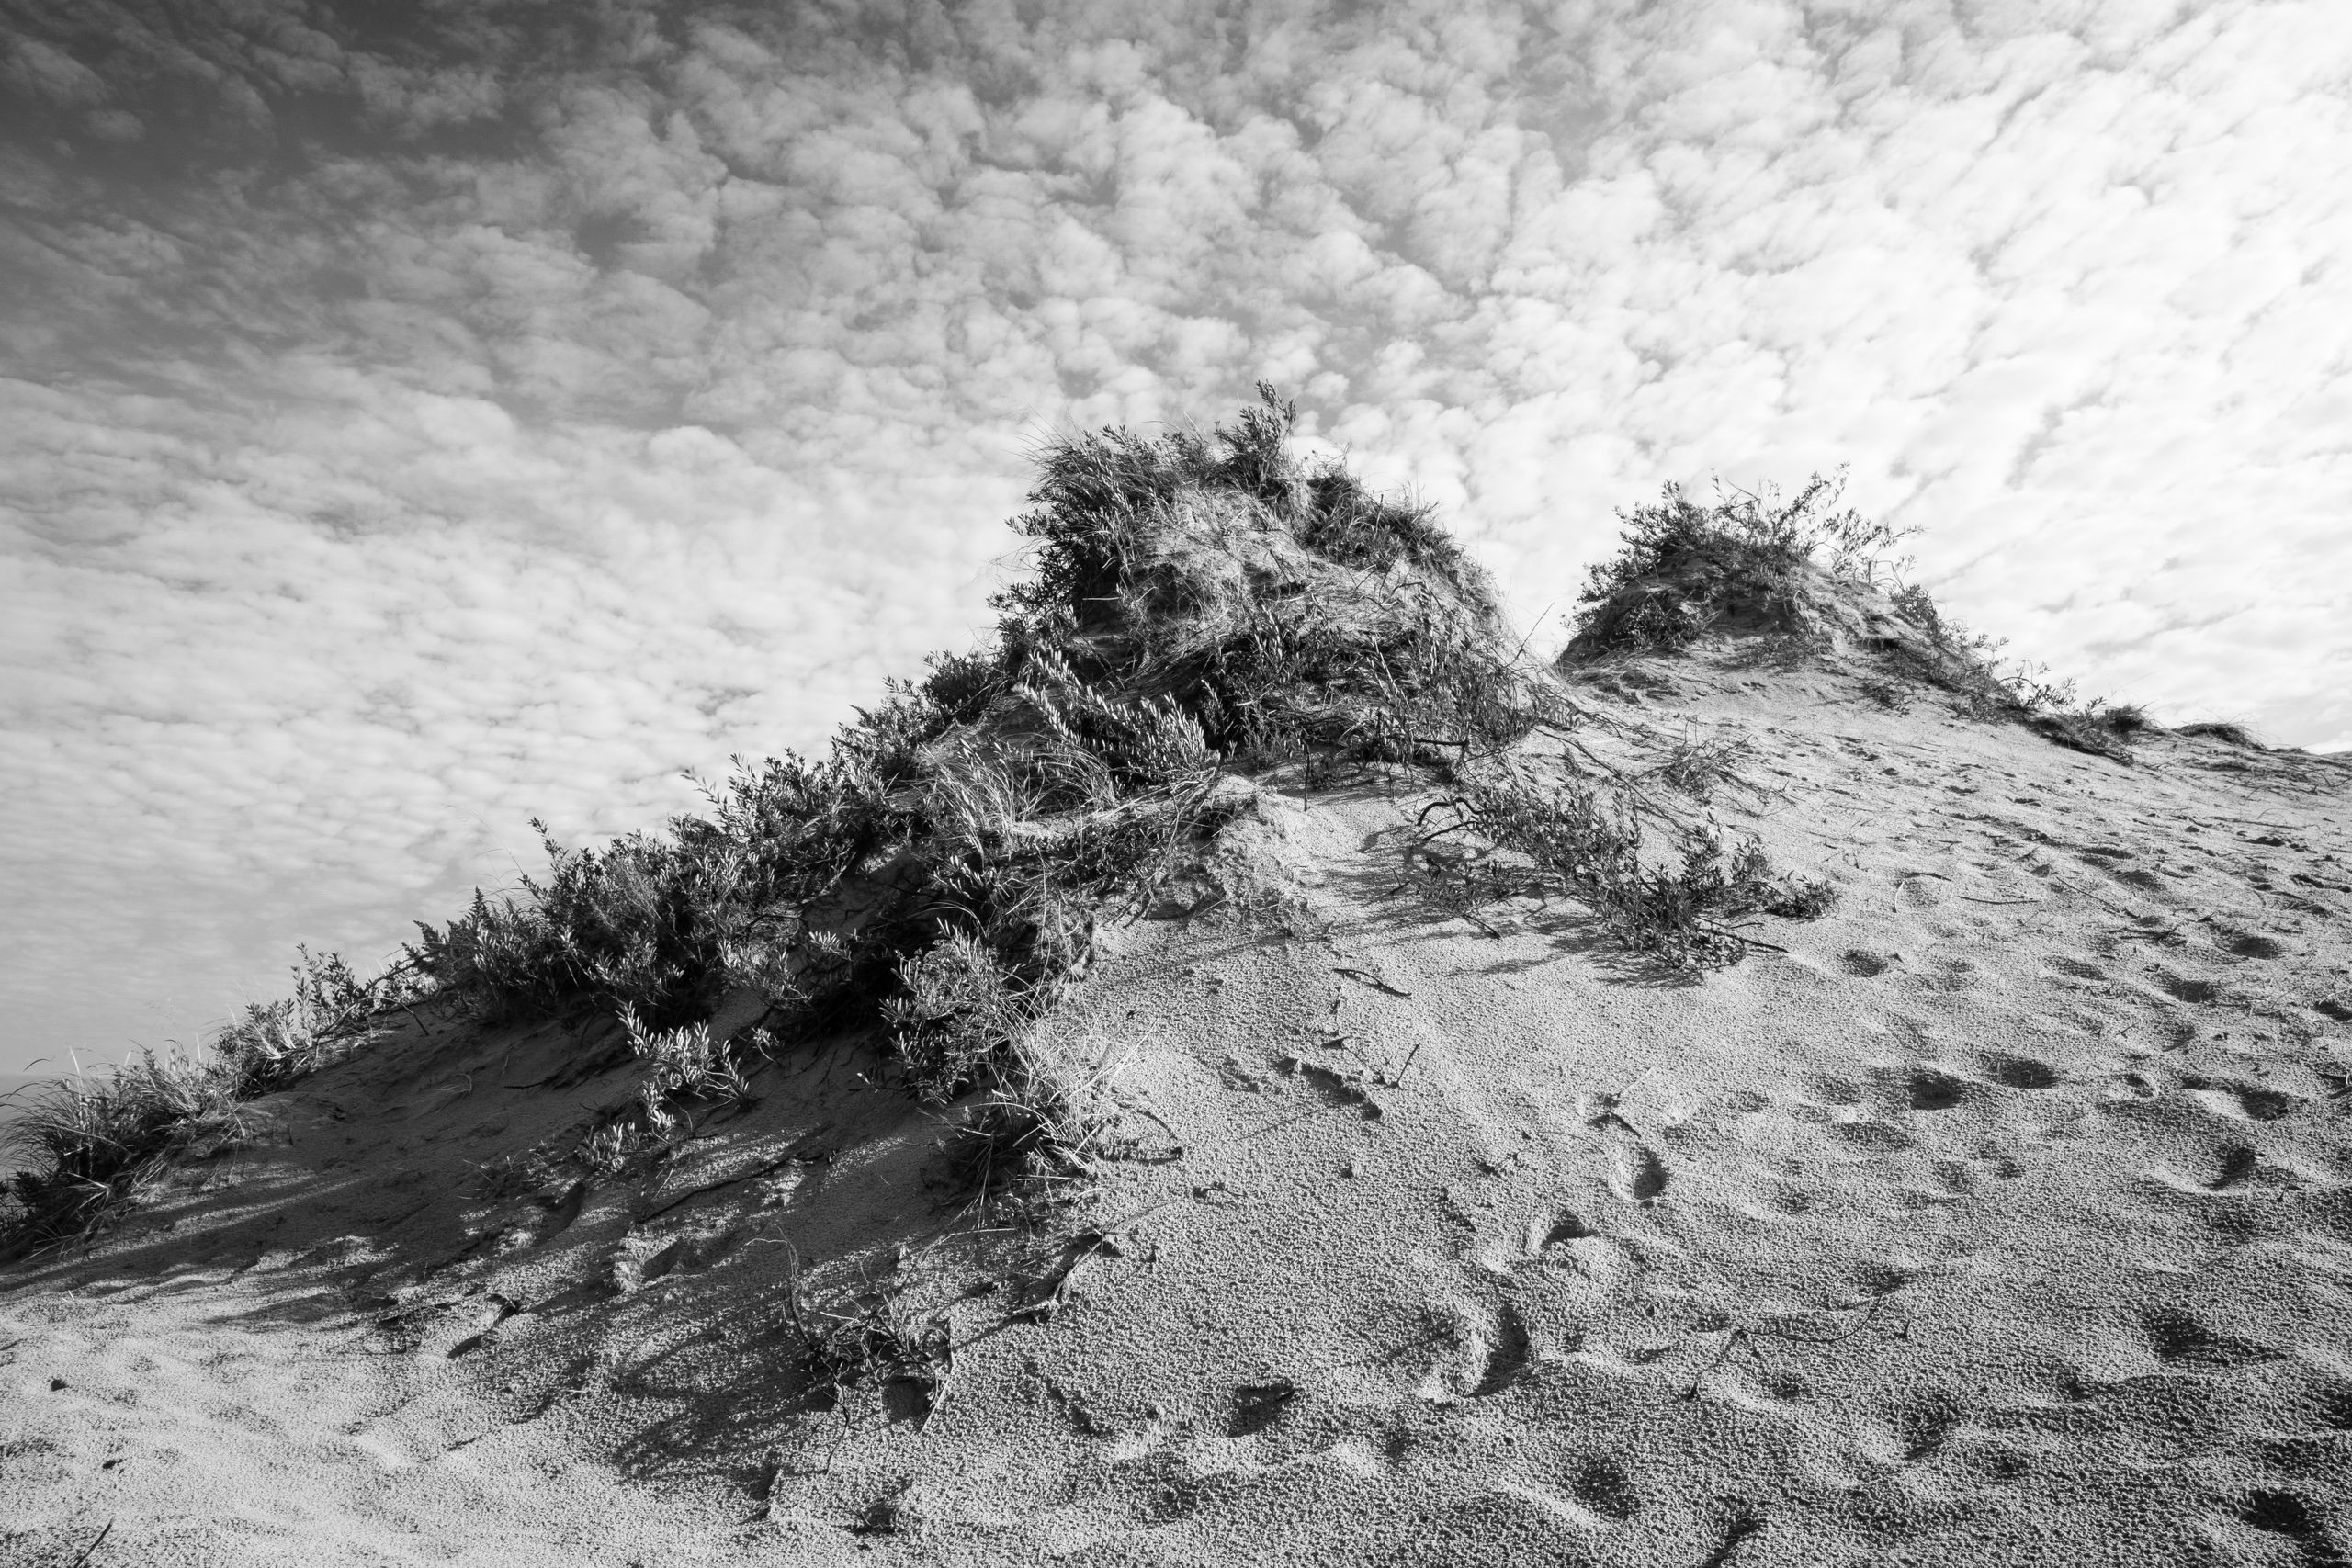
[1416,771,1836,968]
[2,950,417,1258]
[1562,472,2160,766]
[1565,469,1911,659]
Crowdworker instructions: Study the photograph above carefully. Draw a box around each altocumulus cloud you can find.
[2,0,2347,1070]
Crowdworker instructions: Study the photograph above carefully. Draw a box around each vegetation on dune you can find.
[5,390,1843,1257]
[1564,469,1911,658]
[1564,471,2169,765]
[1,950,422,1258]
[1413,773,1837,968]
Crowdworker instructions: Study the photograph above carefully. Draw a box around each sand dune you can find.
[8,631,2350,1566]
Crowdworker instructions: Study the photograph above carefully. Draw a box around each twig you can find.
[1958,896,2043,906]
[1333,966,1413,997]
[68,1519,114,1568]
[1682,1327,1749,1400]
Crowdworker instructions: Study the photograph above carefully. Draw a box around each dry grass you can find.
[1417,769,1835,968]
[1566,469,1911,659]
[2,949,419,1258]
[780,1247,954,1416]
[2178,720,2263,750]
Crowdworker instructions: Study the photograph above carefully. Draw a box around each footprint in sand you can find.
[1227,1380,1299,1437]
[2222,932,2288,960]
[2205,1143,2262,1191]
[1980,1055,2060,1090]
[2154,970,2221,1004]
[1541,1213,1594,1247]
[2238,1489,2344,1565]
[1470,1304,1532,1398]
[1568,1454,1639,1520]
[1829,1121,1916,1153]
[2142,1306,2280,1370]
[1616,1146,1668,1203]
[1894,1391,1967,1463]
[2182,1078,2303,1122]
[1905,1069,1967,1111]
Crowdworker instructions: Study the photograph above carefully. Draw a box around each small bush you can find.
[1,1049,246,1257]
[2029,700,2153,765]
[1567,469,1913,658]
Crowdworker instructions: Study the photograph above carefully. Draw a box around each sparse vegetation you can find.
[780,1246,954,1416]
[1417,771,1836,968]
[2,949,418,1258]
[2179,720,2263,750]
[1566,469,1911,658]
[1878,590,2155,764]
[1561,471,2162,770]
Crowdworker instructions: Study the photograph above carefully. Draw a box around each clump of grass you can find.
[2178,720,2262,750]
[780,1247,954,1416]
[2030,700,2157,764]
[1877,581,2156,764]
[3,949,417,1257]
[1643,735,1755,803]
[1,1049,247,1258]
[939,1034,1128,1224]
[1566,469,1912,659]
[1419,772,1835,968]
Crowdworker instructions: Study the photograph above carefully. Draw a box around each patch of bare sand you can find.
[7,651,2352,1566]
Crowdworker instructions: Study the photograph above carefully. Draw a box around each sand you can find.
[6,642,2351,1566]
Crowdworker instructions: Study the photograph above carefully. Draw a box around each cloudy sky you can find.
[3,0,2347,1077]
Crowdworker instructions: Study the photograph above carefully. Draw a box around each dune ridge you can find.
[6,405,2352,1566]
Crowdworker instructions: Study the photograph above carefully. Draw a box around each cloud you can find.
[2,0,2347,1069]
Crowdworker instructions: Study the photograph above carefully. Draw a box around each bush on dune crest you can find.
[1564,469,1910,658]
[405,387,1566,1119]
[1566,472,2165,765]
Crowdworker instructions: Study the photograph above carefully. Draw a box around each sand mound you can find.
[9,634,2352,1565]
[9,415,2352,1563]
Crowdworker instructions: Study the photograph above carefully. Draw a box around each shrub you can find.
[401,388,1546,1122]
[1566,469,1913,658]
[996,384,1556,765]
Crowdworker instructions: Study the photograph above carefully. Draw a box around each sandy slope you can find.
[6,646,2352,1567]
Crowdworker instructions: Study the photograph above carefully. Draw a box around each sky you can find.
[3,0,2347,1077]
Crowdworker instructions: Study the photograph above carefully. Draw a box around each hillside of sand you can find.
[6,625,2352,1568]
